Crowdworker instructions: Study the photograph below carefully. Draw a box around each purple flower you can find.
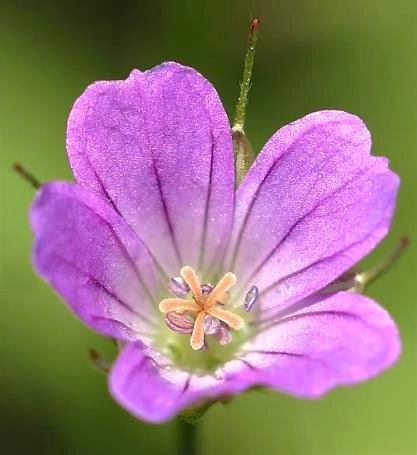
[30,62,400,423]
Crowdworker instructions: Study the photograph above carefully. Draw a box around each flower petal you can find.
[242,291,400,396]
[228,110,399,312]
[31,182,158,340]
[110,292,400,421]
[109,341,263,423]
[67,62,234,276]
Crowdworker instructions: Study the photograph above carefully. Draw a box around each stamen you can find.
[165,312,195,334]
[204,314,221,335]
[215,323,232,345]
[159,298,200,314]
[160,267,244,351]
[190,311,206,350]
[201,283,214,294]
[168,277,190,296]
[205,272,237,307]
[244,285,258,311]
[180,266,203,302]
[200,339,209,351]
[206,307,244,330]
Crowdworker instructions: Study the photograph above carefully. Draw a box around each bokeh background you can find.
[1,0,416,454]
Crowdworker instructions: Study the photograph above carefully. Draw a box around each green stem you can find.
[359,236,409,288]
[233,18,260,185]
[233,18,260,131]
[177,418,198,455]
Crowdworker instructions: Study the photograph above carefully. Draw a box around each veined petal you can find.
[228,110,399,312]
[67,62,235,276]
[31,182,158,340]
[110,292,400,422]
[109,342,263,423]
[242,292,400,396]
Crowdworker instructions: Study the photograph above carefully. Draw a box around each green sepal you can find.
[233,128,255,185]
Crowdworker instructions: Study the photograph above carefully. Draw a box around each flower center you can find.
[159,266,244,350]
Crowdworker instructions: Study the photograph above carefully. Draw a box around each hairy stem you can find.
[233,18,260,185]
[233,18,260,131]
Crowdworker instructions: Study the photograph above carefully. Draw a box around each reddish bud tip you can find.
[250,18,261,33]
[13,162,41,189]
[89,349,99,361]
[89,349,111,372]
[400,235,410,248]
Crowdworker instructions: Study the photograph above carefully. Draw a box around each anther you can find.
[215,323,232,345]
[165,312,195,334]
[201,283,214,294]
[204,315,221,335]
[244,285,259,311]
[168,277,190,296]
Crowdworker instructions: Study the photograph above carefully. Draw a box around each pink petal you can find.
[67,62,234,277]
[109,341,262,423]
[228,110,399,312]
[243,291,401,396]
[109,291,400,422]
[31,182,158,340]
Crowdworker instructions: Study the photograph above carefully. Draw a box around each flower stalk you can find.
[177,419,198,455]
[233,18,260,184]
[355,236,409,291]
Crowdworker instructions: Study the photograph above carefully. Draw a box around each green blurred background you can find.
[1,0,416,453]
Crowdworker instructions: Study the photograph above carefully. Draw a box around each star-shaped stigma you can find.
[159,266,244,350]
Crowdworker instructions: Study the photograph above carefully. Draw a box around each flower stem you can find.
[357,236,410,289]
[177,419,198,455]
[233,18,260,185]
[233,18,260,132]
